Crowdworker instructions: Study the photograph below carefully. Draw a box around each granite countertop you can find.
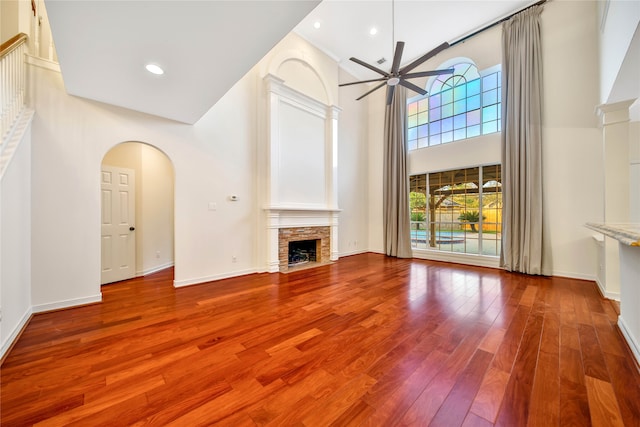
[585,223,640,246]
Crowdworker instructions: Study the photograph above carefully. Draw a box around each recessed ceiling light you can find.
[313,21,321,29]
[145,64,164,75]
[369,27,378,36]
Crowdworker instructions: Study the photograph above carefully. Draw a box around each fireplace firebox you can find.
[288,240,318,267]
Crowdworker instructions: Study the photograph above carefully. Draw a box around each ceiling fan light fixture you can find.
[387,77,400,86]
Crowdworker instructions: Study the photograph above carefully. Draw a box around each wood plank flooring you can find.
[2,253,639,426]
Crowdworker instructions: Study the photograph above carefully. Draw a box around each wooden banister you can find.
[0,33,28,59]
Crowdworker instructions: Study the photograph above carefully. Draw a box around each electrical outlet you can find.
[232,256,237,263]
[156,251,160,258]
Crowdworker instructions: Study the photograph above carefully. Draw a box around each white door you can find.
[101,165,136,284]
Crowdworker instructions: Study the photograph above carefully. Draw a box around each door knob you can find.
[129,226,135,231]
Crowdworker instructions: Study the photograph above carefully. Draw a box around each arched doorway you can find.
[100,142,175,284]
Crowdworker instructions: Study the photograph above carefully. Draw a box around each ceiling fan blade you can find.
[390,41,405,75]
[402,68,455,79]
[339,77,388,87]
[399,42,451,75]
[398,79,427,96]
[356,81,387,101]
[386,85,396,105]
[350,57,390,77]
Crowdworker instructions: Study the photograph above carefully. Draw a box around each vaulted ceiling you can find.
[45,0,536,124]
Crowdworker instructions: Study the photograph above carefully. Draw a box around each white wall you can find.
[338,67,369,256]
[598,0,640,104]
[1,126,32,356]
[103,142,174,276]
[541,0,603,280]
[631,121,640,222]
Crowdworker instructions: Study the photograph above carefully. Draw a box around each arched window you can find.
[407,60,501,150]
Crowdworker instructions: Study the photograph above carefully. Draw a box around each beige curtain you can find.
[384,86,412,258]
[500,5,548,275]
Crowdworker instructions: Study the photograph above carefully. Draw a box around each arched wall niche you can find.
[276,58,328,105]
[266,48,333,105]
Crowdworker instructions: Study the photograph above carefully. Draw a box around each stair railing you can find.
[1,33,28,144]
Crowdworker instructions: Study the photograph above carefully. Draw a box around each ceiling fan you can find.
[339,41,455,105]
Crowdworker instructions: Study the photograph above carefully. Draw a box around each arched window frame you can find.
[407,58,502,150]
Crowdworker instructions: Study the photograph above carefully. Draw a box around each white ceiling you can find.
[44,0,321,124]
[45,0,536,124]
[294,0,532,81]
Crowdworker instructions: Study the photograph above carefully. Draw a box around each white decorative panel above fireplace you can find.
[278,101,326,206]
[260,73,341,272]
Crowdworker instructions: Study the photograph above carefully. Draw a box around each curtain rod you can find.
[450,0,547,47]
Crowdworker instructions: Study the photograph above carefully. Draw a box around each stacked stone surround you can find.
[278,226,330,272]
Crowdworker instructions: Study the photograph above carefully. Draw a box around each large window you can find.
[410,165,502,256]
[407,62,501,150]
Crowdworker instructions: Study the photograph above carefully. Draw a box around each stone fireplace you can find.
[279,226,330,272]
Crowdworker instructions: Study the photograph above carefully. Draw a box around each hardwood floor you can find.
[2,253,639,426]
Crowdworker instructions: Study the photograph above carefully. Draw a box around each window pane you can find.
[467,78,480,95]
[430,107,441,121]
[418,124,429,138]
[453,113,466,129]
[418,98,429,112]
[454,128,466,140]
[454,84,467,101]
[442,131,453,143]
[468,94,480,110]
[454,100,466,115]
[430,94,441,108]
[441,117,453,132]
[429,120,441,135]
[483,73,497,91]
[441,89,453,105]
[408,139,417,150]
[483,88,498,106]
[483,120,498,134]
[408,127,417,141]
[441,103,453,118]
[408,102,418,116]
[467,124,481,138]
[418,111,429,125]
[418,137,429,148]
[483,105,497,122]
[408,115,417,128]
[430,134,441,145]
[467,109,480,126]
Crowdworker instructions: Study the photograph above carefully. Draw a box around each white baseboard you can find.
[173,268,259,288]
[618,315,640,369]
[32,294,102,314]
[1,307,33,360]
[138,262,174,277]
[338,249,367,257]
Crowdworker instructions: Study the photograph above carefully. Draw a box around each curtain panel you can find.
[500,5,549,275]
[384,86,413,258]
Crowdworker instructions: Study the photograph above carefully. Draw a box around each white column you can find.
[595,99,634,298]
